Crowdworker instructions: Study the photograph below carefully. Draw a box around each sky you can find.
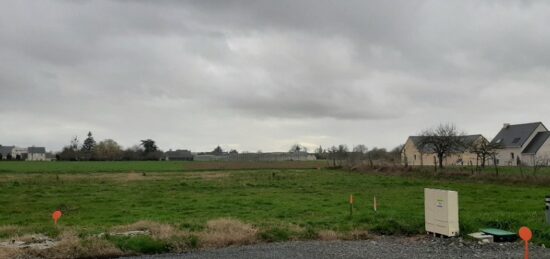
[1,0,550,152]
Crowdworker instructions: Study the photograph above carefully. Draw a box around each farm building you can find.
[401,135,486,166]
[165,149,193,161]
[489,122,550,166]
[194,152,317,162]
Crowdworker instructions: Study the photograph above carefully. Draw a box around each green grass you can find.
[0,160,325,174]
[0,161,186,173]
[0,163,549,246]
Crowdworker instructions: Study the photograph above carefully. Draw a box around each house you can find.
[402,135,486,166]
[27,147,47,161]
[490,122,549,166]
[0,146,15,160]
[165,149,193,161]
[0,146,48,161]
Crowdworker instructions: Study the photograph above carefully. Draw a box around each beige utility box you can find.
[424,188,459,237]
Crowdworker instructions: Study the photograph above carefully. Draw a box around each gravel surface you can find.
[123,236,550,259]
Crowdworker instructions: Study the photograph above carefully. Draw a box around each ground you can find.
[0,161,549,258]
[127,236,548,259]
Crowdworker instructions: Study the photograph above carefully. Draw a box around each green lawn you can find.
[0,166,549,246]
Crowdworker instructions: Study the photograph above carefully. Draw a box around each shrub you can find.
[199,218,258,248]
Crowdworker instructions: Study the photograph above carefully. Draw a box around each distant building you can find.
[193,152,317,161]
[402,135,486,166]
[0,146,15,160]
[0,145,47,161]
[490,122,550,166]
[165,149,193,161]
[28,147,47,161]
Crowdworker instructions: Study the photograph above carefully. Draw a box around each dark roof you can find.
[165,149,192,158]
[490,122,547,148]
[409,135,483,153]
[28,147,46,154]
[0,146,14,156]
[522,132,550,154]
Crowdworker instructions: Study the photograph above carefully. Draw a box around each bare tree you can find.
[469,139,501,169]
[418,124,465,169]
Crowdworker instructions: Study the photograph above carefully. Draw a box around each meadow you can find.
[0,161,548,257]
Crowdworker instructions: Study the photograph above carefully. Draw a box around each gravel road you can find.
[124,236,550,259]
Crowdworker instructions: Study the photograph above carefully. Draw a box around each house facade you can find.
[402,135,486,166]
[490,122,550,166]
[0,146,47,161]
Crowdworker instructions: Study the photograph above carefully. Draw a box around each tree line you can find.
[57,132,163,161]
[312,144,402,168]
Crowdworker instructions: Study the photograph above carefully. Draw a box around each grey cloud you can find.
[1,0,550,151]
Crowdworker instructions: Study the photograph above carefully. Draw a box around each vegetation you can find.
[1,161,550,257]
[418,123,465,169]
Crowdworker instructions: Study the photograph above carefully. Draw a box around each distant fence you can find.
[194,152,317,162]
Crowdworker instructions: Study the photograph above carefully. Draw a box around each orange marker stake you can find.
[52,210,62,225]
[519,226,532,259]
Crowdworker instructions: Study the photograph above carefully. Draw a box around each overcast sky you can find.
[1,0,550,152]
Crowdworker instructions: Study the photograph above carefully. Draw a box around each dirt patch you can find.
[0,234,57,250]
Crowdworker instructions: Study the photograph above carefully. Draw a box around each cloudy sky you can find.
[1,0,550,152]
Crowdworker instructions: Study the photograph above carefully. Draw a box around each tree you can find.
[289,144,308,153]
[469,139,500,169]
[314,145,327,160]
[81,131,96,160]
[211,146,224,155]
[327,146,338,167]
[58,136,81,161]
[418,124,465,169]
[94,139,123,160]
[229,149,238,154]
[352,144,368,154]
[122,145,144,161]
[141,139,158,153]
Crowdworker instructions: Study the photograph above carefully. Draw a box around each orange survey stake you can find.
[52,210,63,225]
[519,226,532,259]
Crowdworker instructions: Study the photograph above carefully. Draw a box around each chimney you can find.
[503,123,510,129]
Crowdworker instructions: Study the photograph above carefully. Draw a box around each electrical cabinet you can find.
[424,188,459,237]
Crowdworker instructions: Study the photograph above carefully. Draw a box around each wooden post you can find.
[349,194,354,218]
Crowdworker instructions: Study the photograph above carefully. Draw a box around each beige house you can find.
[490,122,550,166]
[402,135,486,166]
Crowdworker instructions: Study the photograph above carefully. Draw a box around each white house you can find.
[0,146,47,161]
[490,122,550,166]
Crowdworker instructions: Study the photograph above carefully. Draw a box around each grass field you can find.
[0,160,326,173]
[0,161,548,257]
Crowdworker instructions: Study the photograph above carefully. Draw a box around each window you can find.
[511,152,515,159]
[512,138,521,144]
[414,154,417,160]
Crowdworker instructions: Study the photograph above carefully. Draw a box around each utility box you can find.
[424,188,459,237]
